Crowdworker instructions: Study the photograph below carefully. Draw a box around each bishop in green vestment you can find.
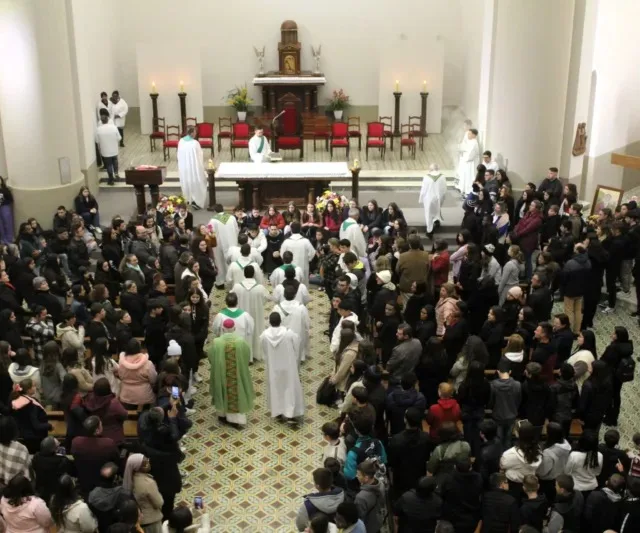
[207,318,255,427]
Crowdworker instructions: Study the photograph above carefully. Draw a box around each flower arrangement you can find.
[156,195,187,214]
[315,190,348,212]
[226,85,253,111]
[327,89,350,111]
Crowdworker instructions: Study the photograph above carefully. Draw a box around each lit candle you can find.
[395,80,399,92]
[151,82,157,94]
[422,80,427,92]
[180,80,184,92]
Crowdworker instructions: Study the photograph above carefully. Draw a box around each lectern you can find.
[125,166,166,215]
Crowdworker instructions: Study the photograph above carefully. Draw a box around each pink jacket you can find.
[435,297,458,336]
[0,496,52,533]
[117,353,157,406]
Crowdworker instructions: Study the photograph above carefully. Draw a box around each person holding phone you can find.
[162,504,211,532]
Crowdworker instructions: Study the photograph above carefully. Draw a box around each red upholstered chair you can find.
[275,107,304,160]
[196,122,215,157]
[379,116,394,151]
[230,122,250,160]
[149,117,165,152]
[366,122,386,161]
[347,116,362,151]
[408,115,424,150]
[400,124,416,160]
[218,117,232,151]
[163,125,181,161]
[330,122,350,160]
[312,115,330,152]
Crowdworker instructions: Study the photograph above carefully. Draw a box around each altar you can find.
[216,162,352,208]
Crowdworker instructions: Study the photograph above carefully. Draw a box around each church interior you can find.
[1,0,640,532]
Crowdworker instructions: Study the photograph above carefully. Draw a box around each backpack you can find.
[316,376,338,406]
[353,437,389,489]
[617,356,636,383]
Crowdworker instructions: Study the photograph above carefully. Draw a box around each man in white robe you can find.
[211,292,256,361]
[227,234,264,266]
[339,208,367,258]
[261,312,304,422]
[269,251,303,286]
[272,267,310,306]
[280,222,315,286]
[231,265,271,361]
[177,126,207,210]
[419,163,448,234]
[226,244,264,289]
[273,285,310,362]
[210,206,239,289]
[249,125,272,163]
[96,92,113,124]
[456,128,479,197]
[110,90,128,147]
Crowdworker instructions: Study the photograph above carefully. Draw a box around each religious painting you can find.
[572,122,588,156]
[591,185,624,215]
[283,54,296,74]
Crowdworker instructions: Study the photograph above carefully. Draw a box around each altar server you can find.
[419,164,447,234]
[210,205,240,289]
[178,126,207,210]
[273,285,311,362]
[249,124,272,163]
[456,128,480,196]
[269,251,303,287]
[339,208,367,258]
[110,90,128,147]
[212,292,255,361]
[96,92,113,124]
[227,234,264,266]
[226,243,264,289]
[272,266,310,306]
[280,222,315,286]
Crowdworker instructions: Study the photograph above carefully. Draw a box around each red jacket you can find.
[322,212,342,233]
[427,397,461,439]
[82,392,128,445]
[259,213,285,230]
[514,210,543,253]
[431,251,451,287]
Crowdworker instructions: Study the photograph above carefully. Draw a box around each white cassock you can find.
[111,98,128,129]
[273,300,310,362]
[177,136,207,208]
[96,100,113,124]
[280,234,315,286]
[339,219,366,258]
[272,282,310,306]
[231,279,271,361]
[249,134,271,163]
[226,245,263,266]
[456,132,479,195]
[419,171,448,233]
[212,307,255,360]
[269,264,303,287]
[209,213,239,287]
[261,326,305,419]
[226,256,264,289]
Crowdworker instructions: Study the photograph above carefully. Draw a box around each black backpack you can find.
[617,356,636,383]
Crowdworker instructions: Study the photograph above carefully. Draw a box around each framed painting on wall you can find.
[591,185,624,215]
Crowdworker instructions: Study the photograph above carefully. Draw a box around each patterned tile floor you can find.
[176,287,640,532]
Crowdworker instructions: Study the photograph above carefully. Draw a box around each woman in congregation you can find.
[321,200,341,237]
[74,186,100,229]
[123,454,165,533]
[10,378,52,454]
[500,420,542,501]
[499,245,525,305]
[361,199,382,236]
[49,474,97,533]
[0,474,53,533]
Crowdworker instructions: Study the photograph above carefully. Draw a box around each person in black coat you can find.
[191,238,216,295]
[440,458,483,533]
[403,281,431,330]
[361,200,383,235]
[442,309,469,372]
[32,436,74,504]
[416,337,449,407]
[458,361,492,457]
[480,306,506,368]
[10,380,53,453]
[187,288,209,359]
[414,305,437,346]
[376,302,401,367]
[143,300,167,368]
[11,257,36,307]
[520,362,555,433]
[457,244,482,302]
[527,273,553,323]
[583,473,626,533]
[476,420,504,488]
[370,272,399,324]
[550,364,579,437]
[165,309,199,384]
[481,472,520,533]
[552,313,575,368]
[0,278,25,327]
[385,374,427,437]
[598,428,631,488]
[601,326,634,426]
[582,233,609,329]
[32,276,63,325]
[119,281,146,337]
[393,476,442,533]
[467,276,499,335]
[74,187,100,228]
[580,360,613,432]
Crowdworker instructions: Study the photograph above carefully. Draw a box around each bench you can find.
[46,409,141,439]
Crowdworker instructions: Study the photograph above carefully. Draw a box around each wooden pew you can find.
[46,409,140,439]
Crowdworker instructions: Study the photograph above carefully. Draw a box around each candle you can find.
[180,80,184,92]
[395,80,399,92]
[422,80,427,92]
[151,82,157,94]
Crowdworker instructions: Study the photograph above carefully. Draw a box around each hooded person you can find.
[177,126,207,209]
[211,292,255,362]
[260,312,304,423]
[273,284,311,363]
[295,467,345,531]
[82,377,128,445]
[209,205,240,289]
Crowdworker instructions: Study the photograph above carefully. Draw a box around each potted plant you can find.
[226,85,253,121]
[327,89,349,120]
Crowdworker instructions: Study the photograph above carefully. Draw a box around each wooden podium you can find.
[125,167,166,215]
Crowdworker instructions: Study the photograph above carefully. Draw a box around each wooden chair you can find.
[196,122,215,157]
[230,122,251,160]
[149,117,165,152]
[185,117,198,133]
[379,115,394,150]
[347,116,362,151]
[399,124,416,160]
[312,115,330,152]
[366,122,386,161]
[408,115,424,150]
[218,117,232,151]
[163,125,181,161]
[330,122,349,160]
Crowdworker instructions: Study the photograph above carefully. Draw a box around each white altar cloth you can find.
[217,162,350,180]
[252,76,326,86]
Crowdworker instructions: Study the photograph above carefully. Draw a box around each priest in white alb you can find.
[212,292,255,361]
[273,285,311,362]
[177,126,207,210]
[339,208,367,258]
[231,265,271,361]
[280,222,315,286]
[210,205,239,289]
[249,124,272,163]
[261,312,305,423]
[269,251,303,287]
[419,163,448,234]
[456,128,480,197]
[226,244,264,289]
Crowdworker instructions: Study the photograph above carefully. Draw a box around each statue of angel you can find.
[311,44,322,74]
[253,45,265,75]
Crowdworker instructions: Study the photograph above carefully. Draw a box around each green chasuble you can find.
[340,218,357,232]
[213,212,232,224]
[207,334,255,414]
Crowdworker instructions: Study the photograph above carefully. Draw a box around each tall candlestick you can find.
[395,80,399,92]
[151,81,157,94]
[179,80,184,92]
[422,80,427,92]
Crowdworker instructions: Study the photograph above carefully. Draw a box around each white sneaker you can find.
[601,307,615,314]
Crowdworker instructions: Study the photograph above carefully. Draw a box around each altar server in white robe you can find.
[247,225,267,254]
[177,126,207,210]
[261,312,305,422]
[231,265,271,361]
[273,285,311,362]
[227,234,264,266]
[249,125,272,163]
[269,251,304,287]
[456,128,480,196]
[226,244,264,289]
[96,92,113,124]
[419,164,448,234]
[339,208,367,258]
[280,222,315,286]
[212,292,256,360]
[110,90,128,147]
[210,205,239,289]
[272,267,310,306]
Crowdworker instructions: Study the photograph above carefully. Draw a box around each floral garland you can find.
[156,195,187,215]
[315,190,348,212]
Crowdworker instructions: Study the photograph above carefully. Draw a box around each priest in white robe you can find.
[339,208,367,258]
[456,128,480,196]
[177,126,207,209]
[110,90,128,146]
[210,206,239,289]
[269,253,304,287]
[249,125,272,163]
[273,285,311,362]
[272,267,310,306]
[211,292,256,361]
[226,244,264,289]
[231,265,271,361]
[419,164,448,234]
[280,222,315,286]
[226,234,263,266]
[261,312,305,422]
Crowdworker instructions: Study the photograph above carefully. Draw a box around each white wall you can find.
[459,0,485,126]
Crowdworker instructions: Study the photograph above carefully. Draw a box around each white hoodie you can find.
[504,350,524,363]
[500,446,543,483]
[330,312,361,354]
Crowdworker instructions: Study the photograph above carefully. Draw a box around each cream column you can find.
[0,0,84,227]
